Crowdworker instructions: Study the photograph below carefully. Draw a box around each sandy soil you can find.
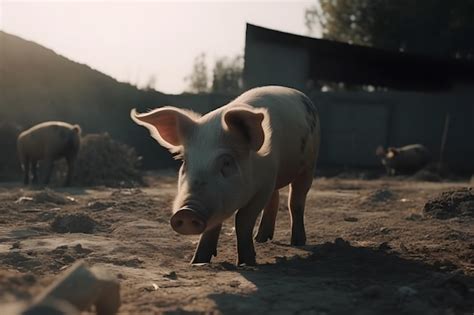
[0,173,473,314]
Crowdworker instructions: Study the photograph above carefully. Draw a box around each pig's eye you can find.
[219,154,237,178]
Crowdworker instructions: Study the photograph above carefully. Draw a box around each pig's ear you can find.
[223,108,267,151]
[131,107,198,149]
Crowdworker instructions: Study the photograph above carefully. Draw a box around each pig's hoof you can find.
[191,256,212,264]
[238,260,257,267]
[255,233,272,243]
[237,256,257,266]
[291,237,306,246]
[191,253,215,264]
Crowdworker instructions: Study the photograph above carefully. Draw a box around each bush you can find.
[63,133,144,187]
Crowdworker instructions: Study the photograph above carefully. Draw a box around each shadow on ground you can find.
[209,238,474,315]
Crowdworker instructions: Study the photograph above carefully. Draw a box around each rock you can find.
[379,227,390,234]
[142,283,159,292]
[27,261,120,315]
[51,214,96,234]
[163,271,177,280]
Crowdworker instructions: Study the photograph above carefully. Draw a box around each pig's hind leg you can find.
[31,160,39,185]
[255,190,279,243]
[42,158,55,186]
[191,224,222,264]
[288,170,313,246]
[21,157,30,186]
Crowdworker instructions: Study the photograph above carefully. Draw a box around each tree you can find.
[211,55,243,94]
[184,53,210,93]
[144,75,157,91]
[185,53,243,94]
[305,0,474,59]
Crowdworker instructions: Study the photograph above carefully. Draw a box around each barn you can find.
[244,24,474,172]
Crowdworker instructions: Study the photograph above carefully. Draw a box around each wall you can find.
[309,90,474,172]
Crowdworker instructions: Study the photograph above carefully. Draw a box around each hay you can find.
[71,133,143,187]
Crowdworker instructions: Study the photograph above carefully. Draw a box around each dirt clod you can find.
[163,271,177,280]
[423,188,474,219]
[343,216,358,222]
[51,214,96,233]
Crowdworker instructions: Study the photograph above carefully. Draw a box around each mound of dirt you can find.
[423,188,474,219]
[69,133,143,187]
[51,213,97,233]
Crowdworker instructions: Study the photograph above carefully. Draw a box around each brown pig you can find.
[131,86,320,265]
[17,121,81,186]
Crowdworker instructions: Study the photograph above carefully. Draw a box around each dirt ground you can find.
[0,173,473,314]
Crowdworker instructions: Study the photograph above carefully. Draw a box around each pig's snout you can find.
[170,208,207,235]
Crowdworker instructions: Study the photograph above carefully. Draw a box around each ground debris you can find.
[51,213,97,233]
[423,187,474,219]
[17,261,121,314]
[87,200,115,211]
[163,271,177,280]
[343,216,358,222]
[360,188,395,204]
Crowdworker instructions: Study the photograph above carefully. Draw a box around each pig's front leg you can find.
[191,224,222,264]
[255,189,279,243]
[235,193,270,266]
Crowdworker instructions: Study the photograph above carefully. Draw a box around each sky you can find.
[0,0,319,94]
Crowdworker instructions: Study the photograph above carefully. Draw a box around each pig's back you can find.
[18,122,76,158]
[231,86,320,187]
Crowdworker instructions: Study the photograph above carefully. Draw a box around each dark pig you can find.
[376,144,430,175]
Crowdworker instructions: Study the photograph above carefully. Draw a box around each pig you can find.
[131,86,320,265]
[17,121,81,186]
[375,144,430,175]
